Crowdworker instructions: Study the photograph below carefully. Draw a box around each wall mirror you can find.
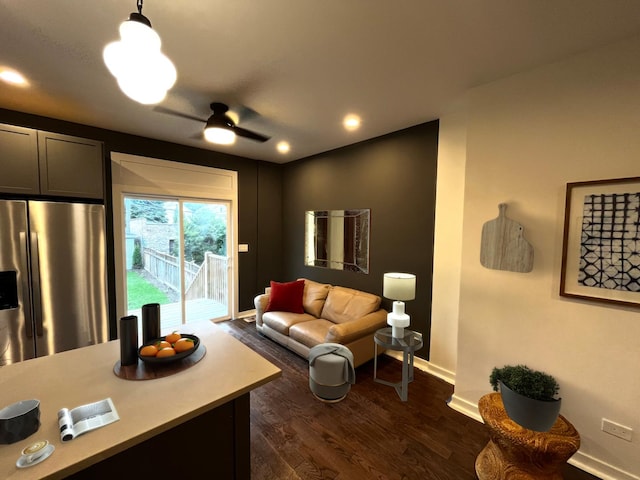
[305,209,370,274]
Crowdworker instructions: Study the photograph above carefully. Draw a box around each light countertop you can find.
[0,320,281,479]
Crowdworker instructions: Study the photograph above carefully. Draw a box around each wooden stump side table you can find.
[475,393,580,480]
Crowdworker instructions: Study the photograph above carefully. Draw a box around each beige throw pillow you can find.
[298,278,331,318]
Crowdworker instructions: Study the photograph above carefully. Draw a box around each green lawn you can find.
[127,270,169,309]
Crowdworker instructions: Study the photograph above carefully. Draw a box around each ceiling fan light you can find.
[204,127,236,145]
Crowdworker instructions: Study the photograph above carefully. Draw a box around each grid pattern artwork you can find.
[579,192,640,291]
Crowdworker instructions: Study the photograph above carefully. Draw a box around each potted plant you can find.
[489,364,561,432]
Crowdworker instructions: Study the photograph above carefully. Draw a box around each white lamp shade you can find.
[383,272,416,301]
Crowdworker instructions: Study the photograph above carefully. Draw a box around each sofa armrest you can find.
[254,293,270,326]
[325,309,388,344]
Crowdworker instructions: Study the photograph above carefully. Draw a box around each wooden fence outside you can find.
[143,248,228,303]
[185,251,228,303]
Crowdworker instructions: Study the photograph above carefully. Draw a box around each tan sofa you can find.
[254,278,388,367]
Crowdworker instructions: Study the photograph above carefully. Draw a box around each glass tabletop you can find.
[374,327,423,352]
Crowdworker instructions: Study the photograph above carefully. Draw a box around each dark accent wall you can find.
[281,121,439,359]
[0,108,283,334]
[255,162,284,294]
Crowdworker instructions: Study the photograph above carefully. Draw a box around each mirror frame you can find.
[304,209,370,274]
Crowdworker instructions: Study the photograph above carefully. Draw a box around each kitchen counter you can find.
[0,320,281,479]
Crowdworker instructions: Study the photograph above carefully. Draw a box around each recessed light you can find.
[277,141,290,154]
[0,68,28,87]
[343,114,361,131]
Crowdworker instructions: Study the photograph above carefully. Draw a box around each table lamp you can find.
[383,272,416,338]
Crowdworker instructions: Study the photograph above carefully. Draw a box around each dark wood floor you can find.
[219,319,598,480]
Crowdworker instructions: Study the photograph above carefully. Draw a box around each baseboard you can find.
[447,393,483,423]
[426,362,456,385]
[235,309,256,320]
[568,452,640,480]
[447,393,639,480]
[383,351,456,385]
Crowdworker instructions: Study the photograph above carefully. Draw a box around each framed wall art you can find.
[560,177,640,307]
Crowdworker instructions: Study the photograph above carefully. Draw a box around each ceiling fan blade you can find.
[235,104,261,124]
[154,106,205,123]
[233,126,270,143]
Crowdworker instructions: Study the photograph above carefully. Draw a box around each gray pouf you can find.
[308,343,355,403]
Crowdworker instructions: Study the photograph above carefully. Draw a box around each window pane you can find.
[124,197,181,332]
[183,201,229,322]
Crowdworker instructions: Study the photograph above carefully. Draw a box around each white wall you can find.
[436,36,640,479]
[430,100,468,383]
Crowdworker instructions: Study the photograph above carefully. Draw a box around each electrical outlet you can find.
[602,418,633,442]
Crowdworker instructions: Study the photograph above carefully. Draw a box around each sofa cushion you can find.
[266,280,305,314]
[263,311,317,335]
[289,319,334,347]
[298,278,331,318]
[320,286,381,324]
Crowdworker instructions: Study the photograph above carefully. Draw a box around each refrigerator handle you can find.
[30,233,44,337]
[19,232,35,339]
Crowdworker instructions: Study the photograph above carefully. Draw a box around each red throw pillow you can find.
[266,280,305,313]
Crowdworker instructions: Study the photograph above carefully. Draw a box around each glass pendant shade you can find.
[119,20,161,51]
[103,17,176,105]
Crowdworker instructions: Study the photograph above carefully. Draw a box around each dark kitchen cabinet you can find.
[0,124,104,199]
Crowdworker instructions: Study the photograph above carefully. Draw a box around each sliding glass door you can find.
[123,195,231,331]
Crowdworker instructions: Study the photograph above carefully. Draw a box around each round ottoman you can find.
[308,343,355,403]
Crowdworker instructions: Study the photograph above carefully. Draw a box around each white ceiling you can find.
[2,1,640,164]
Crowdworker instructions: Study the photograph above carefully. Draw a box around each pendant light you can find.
[103,0,176,105]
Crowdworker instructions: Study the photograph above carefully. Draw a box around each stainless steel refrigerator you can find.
[0,200,109,365]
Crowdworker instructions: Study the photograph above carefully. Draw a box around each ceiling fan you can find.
[155,102,270,145]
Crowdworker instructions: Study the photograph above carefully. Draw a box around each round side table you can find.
[373,327,423,401]
[475,393,580,480]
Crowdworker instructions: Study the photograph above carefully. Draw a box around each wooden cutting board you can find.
[480,204,534,273]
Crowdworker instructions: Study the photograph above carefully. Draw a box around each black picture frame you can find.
[560,176,640,307]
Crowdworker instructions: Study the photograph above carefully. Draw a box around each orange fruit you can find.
[156,347,176,358]
[174,337,194,353]
[140,345,158,357]
[155,340,171,350]
[165,331,181,344]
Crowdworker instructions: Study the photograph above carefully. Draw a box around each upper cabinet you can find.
[0,124,39,194]
[0,124,104,199]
